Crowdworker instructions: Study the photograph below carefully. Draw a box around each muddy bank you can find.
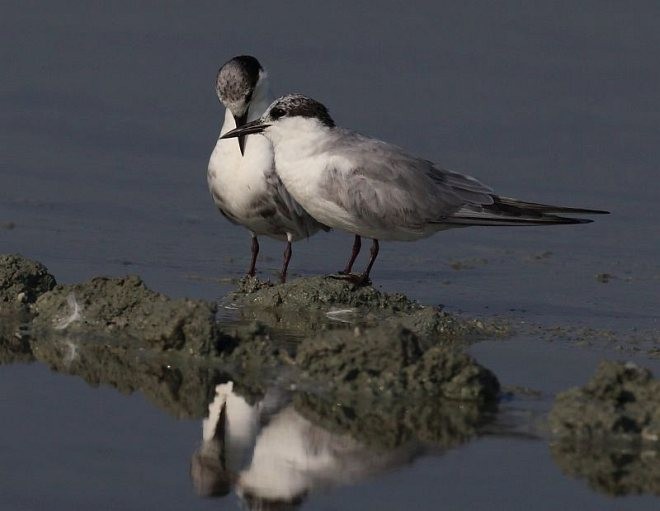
[549,361,660,445]
[0,254,55,364]
[33,275,220,355]
[1,254,502,404]
[229,275,510,341]
[220,322,499,403]
[0,254,56,306]
[295,325,499,401]
[549,361,660,496]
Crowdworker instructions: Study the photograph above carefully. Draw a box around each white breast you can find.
[208,106,275,224]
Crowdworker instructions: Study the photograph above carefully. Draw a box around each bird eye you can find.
[270,107,284,120]
[244,90,253,103]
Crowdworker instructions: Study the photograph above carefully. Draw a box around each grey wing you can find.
[264,168,331,237]
[322,132,494,233]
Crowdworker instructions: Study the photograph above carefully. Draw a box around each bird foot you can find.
[238,274,273,293]
[328,272,372,287]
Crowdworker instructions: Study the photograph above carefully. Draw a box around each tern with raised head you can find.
[222,94,609,283]
[207,58,328,282]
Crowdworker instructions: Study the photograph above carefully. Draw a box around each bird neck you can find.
[248,74,272,121]
[268,118,332,153]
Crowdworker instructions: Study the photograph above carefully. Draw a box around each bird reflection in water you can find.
[190,381,421,508]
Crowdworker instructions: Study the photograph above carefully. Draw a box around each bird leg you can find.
[340,235,362,274]
[247,235,259,277]
[359,239,379,284]
[334,239,379,286]
[280,239,292,283]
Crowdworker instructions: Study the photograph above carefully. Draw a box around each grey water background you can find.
[1,1,659,510]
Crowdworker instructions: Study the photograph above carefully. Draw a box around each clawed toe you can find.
[328,272,371,286]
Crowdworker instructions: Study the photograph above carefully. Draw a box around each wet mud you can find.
[294,325,499,401]
[4,254,660,500]
[0,254,55,364]
[549,361,660,496]
[0,254,56,306]
[33,275,219,355]
[1,254,503,404]
[550,361,660,445]
[229,275,510,341]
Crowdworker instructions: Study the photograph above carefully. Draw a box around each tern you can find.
[222,94,609,283]
[207,57,328,282]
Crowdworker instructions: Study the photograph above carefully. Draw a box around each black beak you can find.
[232,113,248,155]
[221,119,269,146]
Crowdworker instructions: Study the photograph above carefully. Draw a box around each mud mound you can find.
[231,276,509,341]
[1,255,503,414]
[0,254,56,304]
[233,275,416,312]
[549,361,660,445]
[296,326,500,401]
[549,361,660,496]
[33,275,219,355]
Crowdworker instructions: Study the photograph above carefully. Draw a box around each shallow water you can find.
[2,1,659,509]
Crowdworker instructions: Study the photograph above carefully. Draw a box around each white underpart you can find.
[208,75,275,233]
[54,293,82,330]
[207,73,319,242]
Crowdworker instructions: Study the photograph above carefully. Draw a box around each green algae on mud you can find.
[549,361,660,496]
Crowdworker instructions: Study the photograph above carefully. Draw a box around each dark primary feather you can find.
[442,196,610,226]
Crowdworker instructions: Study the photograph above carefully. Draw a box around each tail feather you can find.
[441,195,609,227]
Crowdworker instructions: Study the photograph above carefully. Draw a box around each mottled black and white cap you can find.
[264,94,335,128]
[219,94,337,144]
[215,55,263,118]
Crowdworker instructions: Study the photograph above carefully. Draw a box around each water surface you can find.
[1,1,659,509]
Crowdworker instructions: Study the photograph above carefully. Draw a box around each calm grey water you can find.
[1,1,659,509]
